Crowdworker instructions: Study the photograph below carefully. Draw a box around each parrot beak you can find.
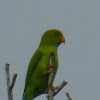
[59,36,65,44]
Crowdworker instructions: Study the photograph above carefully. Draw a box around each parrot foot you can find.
[47,64,55,70]
[44,88,48,94]
[45,64,56,75]
[44,86,58,94]
[45,86,59,98]
[45,71,51,75]
[53,86,59,90]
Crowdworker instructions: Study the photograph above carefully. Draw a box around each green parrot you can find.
[22,29,65,100]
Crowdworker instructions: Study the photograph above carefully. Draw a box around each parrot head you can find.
[39,29,65,47]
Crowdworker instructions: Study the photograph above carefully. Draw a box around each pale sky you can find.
[0,0,100,100]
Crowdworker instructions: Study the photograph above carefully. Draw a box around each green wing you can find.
[24,50,43,91]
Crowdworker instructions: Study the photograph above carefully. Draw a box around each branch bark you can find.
[5,63,17,100]
[66,92,72,100]
[47,52,55,100]
[53,81,67,97]
[47,52,67,100]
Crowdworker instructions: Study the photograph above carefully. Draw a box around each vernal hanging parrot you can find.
[22,29,65,100]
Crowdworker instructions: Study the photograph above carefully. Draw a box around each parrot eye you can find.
[53,31,57,35]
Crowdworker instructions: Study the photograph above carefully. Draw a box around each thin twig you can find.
[5,63,10,90]
[5,63,17,100]
[53,81,68,97]
[47,52,55,100]
[66,92,72,100]
[9,73,17,91]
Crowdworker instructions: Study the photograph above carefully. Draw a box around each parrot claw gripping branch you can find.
[47,52,68,100]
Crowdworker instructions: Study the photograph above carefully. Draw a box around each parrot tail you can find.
[22,93,25,100]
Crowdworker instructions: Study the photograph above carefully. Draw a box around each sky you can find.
[0,0,100,100]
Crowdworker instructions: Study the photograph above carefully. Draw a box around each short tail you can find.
[22,93,25,100]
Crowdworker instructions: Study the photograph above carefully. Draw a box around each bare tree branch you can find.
[5,63,10,90]
[53,81,68,97]
[47,52,55,100]
[66,92,72,100]
[5,63,17,100]
[47,52,68,100]
[9,73,17,91]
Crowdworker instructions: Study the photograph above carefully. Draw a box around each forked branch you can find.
[47,52,67,100]
[5,63,17,100]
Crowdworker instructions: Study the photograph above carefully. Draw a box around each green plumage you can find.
[23,29,65,100]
